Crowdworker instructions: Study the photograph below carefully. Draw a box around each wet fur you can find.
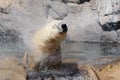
[23,21,67,71]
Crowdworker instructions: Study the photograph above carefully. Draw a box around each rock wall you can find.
[0,0,120,45]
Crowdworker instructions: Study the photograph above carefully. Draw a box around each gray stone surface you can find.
[0,0,120,46]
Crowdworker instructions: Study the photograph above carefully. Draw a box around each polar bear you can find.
[23,20,68,71]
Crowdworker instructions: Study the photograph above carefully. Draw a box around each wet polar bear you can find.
[23,20,68,71]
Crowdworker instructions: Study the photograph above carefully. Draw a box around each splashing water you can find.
[27,70,86,80]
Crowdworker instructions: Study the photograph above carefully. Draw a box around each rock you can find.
[100,21,120,31]
[94,0,120,29]
[0,0,120,44]
[51,0,81,4]
[64,2,103,42]
[0,0,16,14]
[79,57,120,80]
[101,31,118,42]
[64,0,90,4]
[96,61,120,80]
[63,0,81,4]
[66,3,82,14]
[0,29,21,43]
[46,2,67,20]
[0,0,15,8]
[51,0,90,4]
[0,57,27,80]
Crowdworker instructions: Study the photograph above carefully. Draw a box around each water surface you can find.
[62,41,120,62]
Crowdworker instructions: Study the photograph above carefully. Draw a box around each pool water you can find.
[62,41,120,61]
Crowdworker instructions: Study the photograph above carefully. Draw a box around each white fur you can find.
[31,51,48,63]
[32,20,63,48]
[24,20,67,70]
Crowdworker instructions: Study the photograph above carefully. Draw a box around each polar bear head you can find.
[32,20,68,53]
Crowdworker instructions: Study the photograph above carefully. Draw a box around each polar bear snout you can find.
[61,24,68,32]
